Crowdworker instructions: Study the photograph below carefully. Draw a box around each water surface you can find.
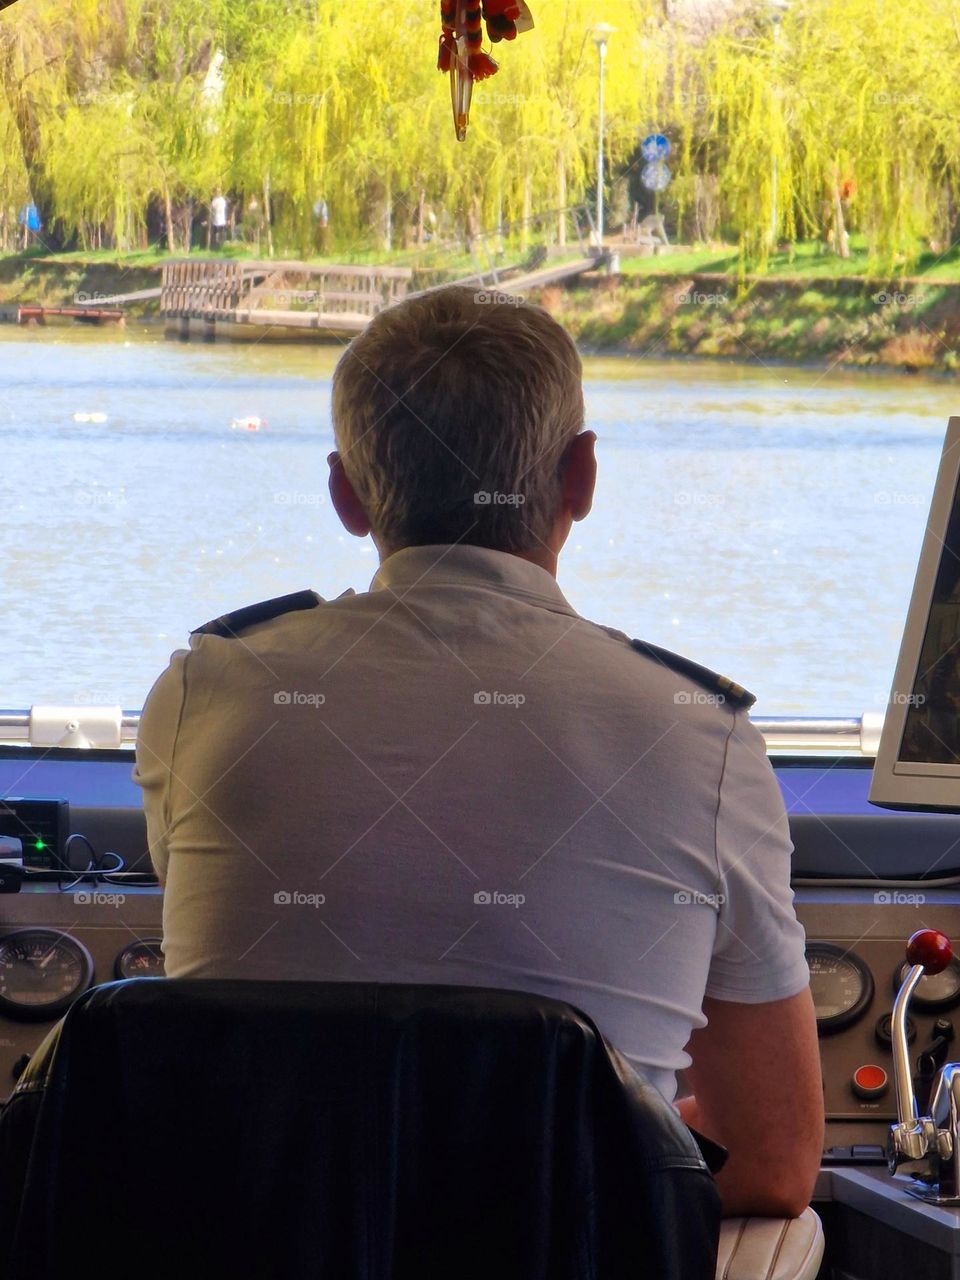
[0,325,951,714]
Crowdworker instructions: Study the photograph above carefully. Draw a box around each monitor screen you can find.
[871,416,960,809]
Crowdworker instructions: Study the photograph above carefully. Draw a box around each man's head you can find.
[329,286,595,570]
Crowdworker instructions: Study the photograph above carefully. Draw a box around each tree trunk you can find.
[831,175,849,258]
[163,185,176,254]
[263,173,274,258]
[0,32,65,249]
[521,168,531,252]
[557,153,567,247]
[383,173,392,252]
[417,189,425,247]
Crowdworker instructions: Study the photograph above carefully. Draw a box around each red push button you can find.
[852,1064,888,1099]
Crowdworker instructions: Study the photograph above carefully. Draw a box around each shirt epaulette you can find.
[192,590,322,638]
[630,639,756,710]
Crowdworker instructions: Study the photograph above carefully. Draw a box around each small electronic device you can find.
[871,417,960,810]
[0,799,69,870]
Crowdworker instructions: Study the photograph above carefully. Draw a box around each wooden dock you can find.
[154,252,605,340]
[17,305,126,325]
[160,260,413,338]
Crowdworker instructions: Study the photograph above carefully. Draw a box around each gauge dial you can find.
[893,956,960,1012]
[806,942,875,1035]
[115,939,165,980]
[0,929,94,1021]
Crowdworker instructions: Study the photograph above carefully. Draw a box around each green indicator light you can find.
[34,839,45,850]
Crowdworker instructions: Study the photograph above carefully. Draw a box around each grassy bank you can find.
[534,273,960,373]
[0,254,162,315]
[2,249,959,373]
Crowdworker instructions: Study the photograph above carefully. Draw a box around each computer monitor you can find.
[871,416,960,810]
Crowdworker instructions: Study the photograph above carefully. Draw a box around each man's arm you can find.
[133,650,189,887]
[677,988,824,1217]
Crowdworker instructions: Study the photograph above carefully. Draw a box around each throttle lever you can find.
[888,929,960,1203]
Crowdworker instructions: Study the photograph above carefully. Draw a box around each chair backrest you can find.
[0,979,721,1280]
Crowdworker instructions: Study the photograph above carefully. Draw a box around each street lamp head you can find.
[591,22,617,47]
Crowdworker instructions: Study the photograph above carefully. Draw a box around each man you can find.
[135,286,823,1217]
[210,190,228,249]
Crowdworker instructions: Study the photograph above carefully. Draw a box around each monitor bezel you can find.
[870,415,960,810]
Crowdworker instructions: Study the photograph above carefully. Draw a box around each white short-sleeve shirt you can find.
[134,544,809,1103]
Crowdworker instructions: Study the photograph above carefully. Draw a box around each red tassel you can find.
[486,15,517,40]
[468,50,499,79]
[438,33,455,71]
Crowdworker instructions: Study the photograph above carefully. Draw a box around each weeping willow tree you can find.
[673,0,960,270]
[2,0,960,268]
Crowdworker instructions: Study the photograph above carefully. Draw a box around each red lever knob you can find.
[905,929,952,974]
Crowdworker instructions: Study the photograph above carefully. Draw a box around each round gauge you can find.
[0,929,94,1021]
[893,956,960,1011]
[115,939,165,980]
[806,942,875,1035]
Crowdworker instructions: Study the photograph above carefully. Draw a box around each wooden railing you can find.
[160,260,413,326]
[160,260,246,318]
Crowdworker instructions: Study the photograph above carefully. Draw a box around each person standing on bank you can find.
[135,286,823,1219]
[210,190,228,250]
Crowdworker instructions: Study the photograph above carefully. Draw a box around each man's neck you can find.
[376,541,560,580]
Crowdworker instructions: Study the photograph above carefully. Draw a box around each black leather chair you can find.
[0,980,722,1280]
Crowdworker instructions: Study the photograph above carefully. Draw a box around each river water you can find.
[0,323,953,715]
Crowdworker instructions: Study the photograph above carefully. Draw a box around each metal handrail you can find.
[0,710,884,754]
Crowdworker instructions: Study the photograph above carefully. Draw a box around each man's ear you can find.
[328,452,373,538]
[561,431,597,523]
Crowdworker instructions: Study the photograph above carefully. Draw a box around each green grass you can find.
[618,235,960,283]
[7,234,960,283]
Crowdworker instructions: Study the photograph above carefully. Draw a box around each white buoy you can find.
[230,415,267,431]
[73,411,108,423]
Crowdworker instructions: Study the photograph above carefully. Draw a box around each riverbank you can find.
[2,255,958,373]
[0,256,161,319]
[531,273,960,373]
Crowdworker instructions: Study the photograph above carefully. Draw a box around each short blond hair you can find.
[331,286,584,553]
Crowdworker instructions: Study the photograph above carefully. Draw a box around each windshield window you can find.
[0,0,953,720]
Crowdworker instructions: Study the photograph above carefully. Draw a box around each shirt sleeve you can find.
[132,649,189,885]
[705,709,810,1003]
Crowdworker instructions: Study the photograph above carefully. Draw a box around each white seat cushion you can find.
[716,1207,824,1280]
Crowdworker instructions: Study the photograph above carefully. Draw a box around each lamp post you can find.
[768,0,789,249]
[592,24,616,250]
